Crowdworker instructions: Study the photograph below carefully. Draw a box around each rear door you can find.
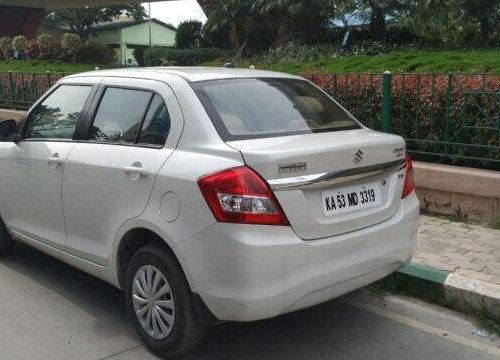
[193,77,407,239]
[62,78,183,265]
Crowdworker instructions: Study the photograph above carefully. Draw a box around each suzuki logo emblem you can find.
[353,150,364,165]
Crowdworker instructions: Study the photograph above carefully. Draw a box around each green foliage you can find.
[246,23,275,51]
[0,36,13,60]
[176,20,202,49]
[144,47,224,66]
[443,17,482,48]
[75,42,115,64]
[12,35,28,55]
[61,33,83,62]
[49,5,146,40]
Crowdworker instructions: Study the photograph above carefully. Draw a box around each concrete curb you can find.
[399,263,500,321]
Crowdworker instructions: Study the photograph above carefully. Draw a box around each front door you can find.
[0,84,94,249]
[62,78,183,265]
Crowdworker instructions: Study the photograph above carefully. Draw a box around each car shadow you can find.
[2,244,382,360]
[1,243,137,340]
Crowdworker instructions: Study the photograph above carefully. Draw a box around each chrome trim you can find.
[268,158,406,190]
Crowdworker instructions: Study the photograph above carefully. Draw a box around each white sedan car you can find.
[0,68,419,357]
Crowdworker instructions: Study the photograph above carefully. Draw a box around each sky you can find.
[143,0,207,27]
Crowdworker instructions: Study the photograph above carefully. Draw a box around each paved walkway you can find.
[415,215,500,286]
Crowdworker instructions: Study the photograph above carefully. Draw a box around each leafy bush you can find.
[37,34,61,60]
[24,39,39,61]
[75,42,115,64]
[144,47,224,66]
[0,36,13,60]
[176,20,202,49]
[37,33,55,46]
[61,33,82,62]
[12,35,28,58]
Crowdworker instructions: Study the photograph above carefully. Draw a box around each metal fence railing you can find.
[0,71,69,110]
[304,72,500,170]
[0,70,499,169]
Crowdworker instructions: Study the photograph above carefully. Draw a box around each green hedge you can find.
[144,47,226,66]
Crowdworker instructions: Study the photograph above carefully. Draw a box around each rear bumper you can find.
[177,192,419,322]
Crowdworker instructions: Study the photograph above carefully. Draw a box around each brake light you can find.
[198,166,289,226]
[402,154,415,199]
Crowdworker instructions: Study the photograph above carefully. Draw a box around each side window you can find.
[90,87,152,143]
[25,85,92,140]
[138,94,171,146]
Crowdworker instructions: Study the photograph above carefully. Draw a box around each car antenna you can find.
[224,42,247,69]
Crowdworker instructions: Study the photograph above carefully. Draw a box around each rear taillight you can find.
[198,166,289,226]
[402,154,415,199]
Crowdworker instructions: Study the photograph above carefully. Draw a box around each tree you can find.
[49,5,146,40]
[203,0,254,49]
[334,0,362,28]
[357,0,410,42]
[253,0,336,44]
[176,20,203,48]
[61,33,82,63]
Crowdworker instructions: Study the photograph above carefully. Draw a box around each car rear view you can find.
[180,76,420,321]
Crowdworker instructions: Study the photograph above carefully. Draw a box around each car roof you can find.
[65,66,303,83]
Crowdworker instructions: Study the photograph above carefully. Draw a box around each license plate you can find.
[322,182,382,216]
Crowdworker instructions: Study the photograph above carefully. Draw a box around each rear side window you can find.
[89,88,171,146]
[193,78,360,141]
[90,88,151,143]
[138,94,171,146]
[25,85,92,140]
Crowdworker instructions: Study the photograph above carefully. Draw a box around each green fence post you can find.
[8,70,15,109]
[46,71,52,88]
[381,70,392,133]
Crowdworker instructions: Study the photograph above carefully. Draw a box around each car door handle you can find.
[124,166,149,177]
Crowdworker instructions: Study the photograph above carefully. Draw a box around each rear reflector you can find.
[402,154,415,199]
[198,166,289,226]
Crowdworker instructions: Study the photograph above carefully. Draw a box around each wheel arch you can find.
[116,227,188,291]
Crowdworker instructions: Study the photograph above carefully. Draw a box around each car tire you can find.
[0,217,14,257]
[125,244,206,358]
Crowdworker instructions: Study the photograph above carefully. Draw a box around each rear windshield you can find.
[193,78,360,141]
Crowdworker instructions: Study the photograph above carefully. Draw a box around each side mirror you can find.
[0,119,19,142]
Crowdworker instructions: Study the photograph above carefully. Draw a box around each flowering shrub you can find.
[12,35,28,58]
[246,42,395,65]
[75,42,115,64]
[24,40,39,61]
[305,73,500,169]
[37,34,62,60]
[61,33,82,62]
[0,36,13,60]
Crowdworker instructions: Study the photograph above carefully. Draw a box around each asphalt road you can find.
[0,245,499,360]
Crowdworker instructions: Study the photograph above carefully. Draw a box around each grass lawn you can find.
[205,49,500,74]
[0,60,113,73]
